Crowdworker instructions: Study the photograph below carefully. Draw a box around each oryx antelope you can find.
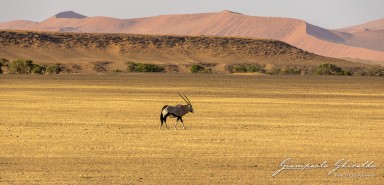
[160,93,194,129]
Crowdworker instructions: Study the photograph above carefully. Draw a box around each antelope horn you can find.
[183,94,192,105]
[178,93,190,105]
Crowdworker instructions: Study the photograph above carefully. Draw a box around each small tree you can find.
[246,64,264,73]
[126,62,138,72]
[316,63,344,75]
[137,63,164,72]
[342,69,352,76]
[234,65,247,73]
[190,65,205,73]
[46,64,61,74]
[31,64,45,74]
[8,59,34,74]
[126,62,164,72]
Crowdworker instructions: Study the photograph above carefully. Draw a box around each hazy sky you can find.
[0,0,383,29]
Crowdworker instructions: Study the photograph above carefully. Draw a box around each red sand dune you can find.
[333,18,384,52]
[0,20,37,30]
[337,18,384,33]
[0,10,383,63]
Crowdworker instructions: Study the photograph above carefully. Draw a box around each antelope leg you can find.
[174,117,180,129]
[180,117,186,130]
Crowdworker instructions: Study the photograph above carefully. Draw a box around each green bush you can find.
[126,62,137,72]
[127,62,164,72]
[246,64,264,73]
[316,64,345,75]
[231,64,264,73]
[46,64,61,74]
[8,59,34,74]
[138,63,164,72]
[233,65,247,73]
[342,69,352,76]
[190,65,205,73]
[31,64,45,74]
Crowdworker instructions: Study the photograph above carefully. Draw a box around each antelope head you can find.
[178,93,194,113]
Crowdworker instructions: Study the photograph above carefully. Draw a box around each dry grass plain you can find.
[0,74,383,184]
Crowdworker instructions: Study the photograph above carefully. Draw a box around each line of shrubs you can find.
[0,59,167,74]
[1,58,383,76]
[0,58,61,74]
[222,63,384,76]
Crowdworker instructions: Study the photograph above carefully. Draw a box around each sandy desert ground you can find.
[0,74,383,184]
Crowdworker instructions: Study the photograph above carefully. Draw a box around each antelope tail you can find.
[160,112,163,124]
[160,105,168,125]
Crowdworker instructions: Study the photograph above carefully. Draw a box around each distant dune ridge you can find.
[1,30,362,73]
[0,10,383,64]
